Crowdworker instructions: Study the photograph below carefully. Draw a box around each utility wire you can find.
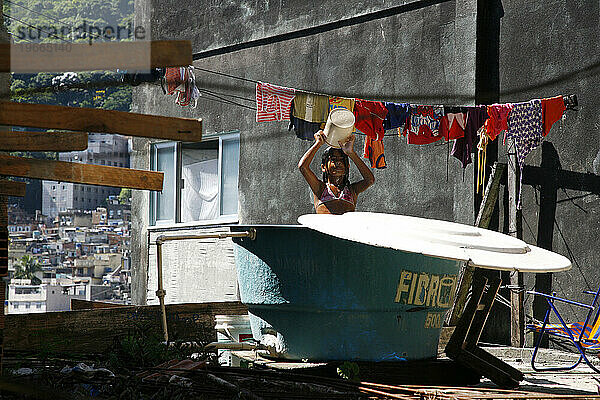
[196,88,256,111]
[195,86,254,103]
[194,67,258,85]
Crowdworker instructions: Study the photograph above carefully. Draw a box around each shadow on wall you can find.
[482,142,600,345]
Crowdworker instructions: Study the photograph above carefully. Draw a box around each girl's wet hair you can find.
[321,147,350,188]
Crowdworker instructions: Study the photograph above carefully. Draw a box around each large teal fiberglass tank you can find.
[232,212,571,361]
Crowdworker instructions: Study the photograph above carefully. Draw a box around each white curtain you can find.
[181,159,218,221]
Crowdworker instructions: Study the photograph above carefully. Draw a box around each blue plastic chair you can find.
[527,287,600,372]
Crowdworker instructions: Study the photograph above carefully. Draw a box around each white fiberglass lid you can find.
[298,212,571,272]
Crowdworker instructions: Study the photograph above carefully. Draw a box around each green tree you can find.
[6,0,134,112]
[14,255,42,285]
[118,188,131,204]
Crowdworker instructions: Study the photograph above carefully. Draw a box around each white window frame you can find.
[150,142,178,225]
[217,132,241,221]
[149,132,240,227]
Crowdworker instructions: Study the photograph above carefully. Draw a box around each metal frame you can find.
[528,288,600,373]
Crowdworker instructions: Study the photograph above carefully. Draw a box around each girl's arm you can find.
[298,131,326,197]
[340,135,375,194]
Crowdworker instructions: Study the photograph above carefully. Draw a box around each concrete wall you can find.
[493,0,600,340]
[132,0,600,347]
[131,0,478,305]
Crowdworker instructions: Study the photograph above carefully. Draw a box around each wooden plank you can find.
[0,40,192,73]
[475,162,506,229]
[445,276,523,389]
[448,263,475,326]
[507,138,524,348]
[449,164,506,326]
[71,299,129,310]
[0,180,26,197]
[464,277,501,349]
[0,154,163,191]
[4,302,248,354]
[448,347,521,389]
[0,130,88,151]
[446,277,487,352]
[0,101,202,141]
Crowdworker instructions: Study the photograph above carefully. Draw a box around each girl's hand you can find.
[340,135,356,155]
[314,130,326,146]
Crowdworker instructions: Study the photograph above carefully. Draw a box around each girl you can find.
[298,130,375,214]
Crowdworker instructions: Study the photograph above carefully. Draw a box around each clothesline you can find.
[188,66,579,111]
[161,67,576,209]
[253,80,576,209]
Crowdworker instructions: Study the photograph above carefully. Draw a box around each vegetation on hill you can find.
[3,0,134,111]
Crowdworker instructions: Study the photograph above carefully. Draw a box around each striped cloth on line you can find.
[527,321,600,349]
[256,82,295,122]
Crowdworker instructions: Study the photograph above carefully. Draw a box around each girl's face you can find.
[322,149,347,178]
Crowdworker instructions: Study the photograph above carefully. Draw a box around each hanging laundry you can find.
[164,67,183,94]
[354,100,388,141]
[164,66,200,107]
[402,105,444,145]
[363,137,387,169]
[541,95,566,136]
[288,100,322,140]
[451,106,488,168]
[439,107,467,141]
[505,99,544,209]
[329,96,355,112]
[485,104,513,141]
[256,81,296,122]
[292,92,329,123]
[476,126,490,193]
[382,102,410,130]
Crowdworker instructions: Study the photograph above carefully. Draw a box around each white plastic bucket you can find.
[323,108,355,148]
[215,314,252,366]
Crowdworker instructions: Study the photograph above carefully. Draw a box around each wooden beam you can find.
[506,139,524,348]
[0,40,192,73]
[475,162,506,229]
[4,302,248,354]
[0,154,163,191]
[0,101,202,141]
[0,130,88,151]
[0,180,26,197]
[449,163,506,326]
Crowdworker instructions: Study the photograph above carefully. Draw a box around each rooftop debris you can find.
[2,352,600,400]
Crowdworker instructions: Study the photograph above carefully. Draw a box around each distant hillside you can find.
[3,0,134,111]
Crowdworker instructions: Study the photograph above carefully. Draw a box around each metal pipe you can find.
[156,240,168,342]
[154,229,256,343]
[156,229,256,244]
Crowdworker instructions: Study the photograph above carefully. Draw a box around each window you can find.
[150,133,240,225]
